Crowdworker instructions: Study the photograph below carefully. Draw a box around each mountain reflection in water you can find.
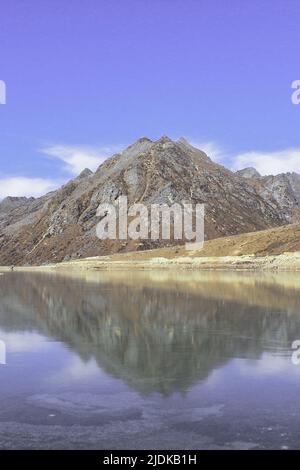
[0,271,300,395]
[1,270,300,450]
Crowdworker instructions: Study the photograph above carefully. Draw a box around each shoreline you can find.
[2,251,300,272]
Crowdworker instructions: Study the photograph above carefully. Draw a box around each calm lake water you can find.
[0,270,300,449]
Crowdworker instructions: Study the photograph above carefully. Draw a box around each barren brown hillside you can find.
[88,223,300,261]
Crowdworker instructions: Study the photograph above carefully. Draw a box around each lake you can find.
[0,270,300,449]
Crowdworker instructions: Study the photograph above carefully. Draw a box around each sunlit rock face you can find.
[1,136,298,265]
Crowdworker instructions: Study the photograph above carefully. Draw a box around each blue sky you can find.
[0,0,300,197]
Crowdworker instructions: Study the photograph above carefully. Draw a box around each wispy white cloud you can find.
[48,357,103,385]
[0,143,123,199]
[192,140,300,176]
[0,329,51,353]
[40,144,122,175]
[232,148,300,175]
[0,176,60,199]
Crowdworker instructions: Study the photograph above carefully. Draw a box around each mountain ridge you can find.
[1,136,299,265]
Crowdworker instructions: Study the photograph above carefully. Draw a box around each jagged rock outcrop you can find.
[237,169,300,223]
[0,136,298,265]
[236,167,261,179]
[0,196,35,212]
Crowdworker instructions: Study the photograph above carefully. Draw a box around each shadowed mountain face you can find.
[1,271,300,395]
[0,136,299,265]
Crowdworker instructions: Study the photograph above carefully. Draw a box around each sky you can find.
[0,0,300,198]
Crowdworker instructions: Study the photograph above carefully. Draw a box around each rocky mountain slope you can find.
[237,168,300,222]
[0,136,299,265]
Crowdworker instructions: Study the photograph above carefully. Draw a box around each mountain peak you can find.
[136,137,153,144]
[236,167,261,179]
[0,196,35,213]
[2,134,300,266]
[121,137,154,160]
[156,135,173,144]
[177,137,190,145]
[77,168,93,179]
